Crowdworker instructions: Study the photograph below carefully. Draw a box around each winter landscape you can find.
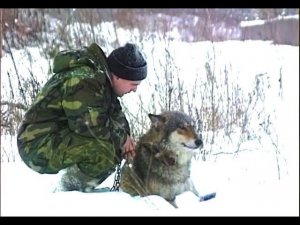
[1,9,299,216]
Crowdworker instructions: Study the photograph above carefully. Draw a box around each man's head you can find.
[107,43,147,97]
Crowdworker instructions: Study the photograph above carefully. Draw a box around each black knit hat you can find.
[107,43,147,81]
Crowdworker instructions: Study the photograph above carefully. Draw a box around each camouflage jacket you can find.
[18,43,130,152]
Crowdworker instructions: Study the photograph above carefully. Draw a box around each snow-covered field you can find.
[1,19,298,216]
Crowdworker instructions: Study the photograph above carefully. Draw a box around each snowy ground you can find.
[1,149,298,216]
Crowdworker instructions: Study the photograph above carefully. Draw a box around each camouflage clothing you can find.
[17,43,130,179]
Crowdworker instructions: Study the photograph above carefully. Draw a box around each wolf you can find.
[120,111,204,208]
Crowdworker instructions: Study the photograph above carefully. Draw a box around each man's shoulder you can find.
[52,43,107,73]
[62,66,108,87]
[86,43,110,75]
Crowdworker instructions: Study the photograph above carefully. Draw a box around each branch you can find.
[1,100,27,110]
[3,31,28,106]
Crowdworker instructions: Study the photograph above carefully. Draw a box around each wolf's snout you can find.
[195,139,203,148]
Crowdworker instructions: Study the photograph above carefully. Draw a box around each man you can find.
[17,42,147,191]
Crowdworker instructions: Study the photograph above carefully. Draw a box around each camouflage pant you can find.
[17,128,121,179]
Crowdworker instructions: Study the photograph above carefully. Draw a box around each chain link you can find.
[110,161,122,191]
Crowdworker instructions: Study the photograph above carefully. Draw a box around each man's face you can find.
[111,74,142,97]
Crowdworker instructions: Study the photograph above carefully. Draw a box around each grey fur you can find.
[120,111,203,208]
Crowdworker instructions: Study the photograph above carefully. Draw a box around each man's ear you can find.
[111,73,120,80]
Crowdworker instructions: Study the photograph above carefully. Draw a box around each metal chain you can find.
[110,161,122,191]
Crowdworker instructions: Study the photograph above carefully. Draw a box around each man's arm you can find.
[109,99,136,159]
[61,73,128,151]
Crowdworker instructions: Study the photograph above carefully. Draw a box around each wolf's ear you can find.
[149,114,166,130]
[148,114,166,124]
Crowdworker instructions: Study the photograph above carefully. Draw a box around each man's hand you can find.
[121,135,136,161]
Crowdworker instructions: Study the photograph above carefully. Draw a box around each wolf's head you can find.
[146,111,203,152]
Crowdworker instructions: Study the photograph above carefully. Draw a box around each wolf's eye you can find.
[178,123,187,131]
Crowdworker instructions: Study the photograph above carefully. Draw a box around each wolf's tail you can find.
[200,192,216,201]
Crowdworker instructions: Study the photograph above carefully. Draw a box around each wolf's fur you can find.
[120,111,203,207]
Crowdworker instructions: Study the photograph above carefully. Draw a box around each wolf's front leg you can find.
[188,179,217,202]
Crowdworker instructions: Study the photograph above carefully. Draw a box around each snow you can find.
[1,153,298,216]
